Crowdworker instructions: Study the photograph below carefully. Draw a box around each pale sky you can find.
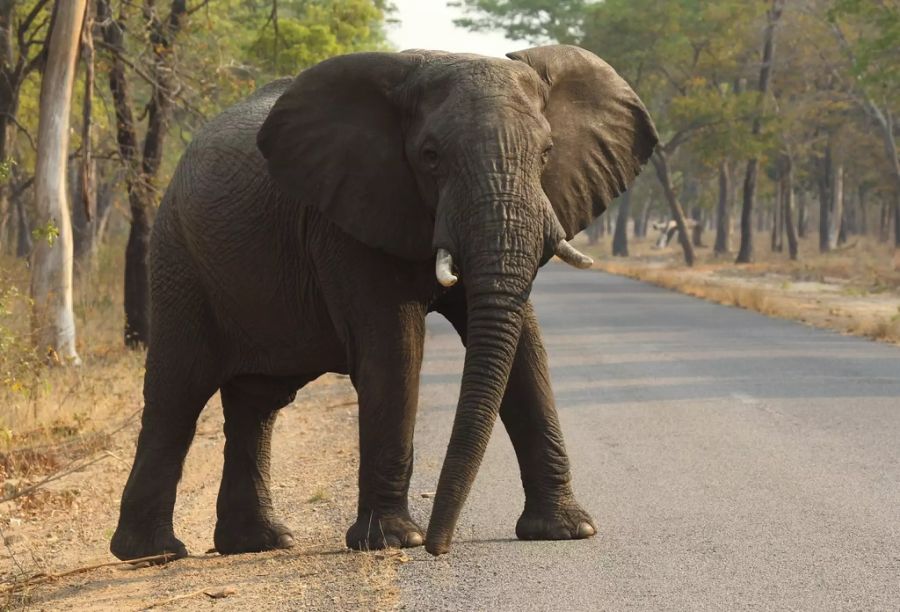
[388,0,528,57]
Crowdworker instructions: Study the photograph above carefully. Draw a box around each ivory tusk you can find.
[435,248,458,287]
[555,240,593,269]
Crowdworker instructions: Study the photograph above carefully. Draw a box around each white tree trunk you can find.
[30,0,87,365]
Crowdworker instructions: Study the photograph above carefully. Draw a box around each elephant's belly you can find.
[206,267,348,378]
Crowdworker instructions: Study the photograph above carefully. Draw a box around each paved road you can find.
[400,264,900,611]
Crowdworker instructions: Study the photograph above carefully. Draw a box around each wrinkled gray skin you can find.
[110,45,657,560]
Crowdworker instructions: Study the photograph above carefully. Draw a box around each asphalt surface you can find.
[400,263,900,611]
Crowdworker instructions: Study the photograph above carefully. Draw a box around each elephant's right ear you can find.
[257,52,433,261]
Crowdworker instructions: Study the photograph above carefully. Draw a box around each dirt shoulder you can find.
[2,374,403,611]
[577,235,900,345]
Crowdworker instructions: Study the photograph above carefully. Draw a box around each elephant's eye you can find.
[422,147,440,169]
[541,143,554,165]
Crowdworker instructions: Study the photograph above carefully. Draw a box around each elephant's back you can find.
[161,78,295,252]
[191,78,292,152]
[171,78,292,210]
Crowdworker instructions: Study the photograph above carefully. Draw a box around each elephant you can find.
[109,44,658,561]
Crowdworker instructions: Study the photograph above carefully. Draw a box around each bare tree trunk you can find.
[714,162,730,255]
[0,0,16,254]
[636,197,652,238]
[14,192,30,257]
[691,206,703,247]
[857,185,868,236]
[80,0,95,223]
[829,151,844,250]
[99,0,186,347]
[797,190,807,238]
[124,0,187,347]
[98,0,142,344]
[30,0,86,365]
[737,156,760,263]
[771,179,783,252]
[782,156,798,260]
[818,145,832,252]
[0,0,17,255]
[71,161,113,262]
[737,0,783,263]
[651,150,694,266]
[880,196,890,242]
[612,191,630,257]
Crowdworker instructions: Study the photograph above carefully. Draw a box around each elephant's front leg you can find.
[345,305,426,550]
[502,307,596,541]
[437,295,595,541]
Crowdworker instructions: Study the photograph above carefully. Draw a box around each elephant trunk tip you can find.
[424,534,451,556]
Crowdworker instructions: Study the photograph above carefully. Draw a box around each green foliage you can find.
[248,0,392,74]
[828,0,900,105]
[31,220,59,247]
[451,0,590,44]
[0,158,15,183]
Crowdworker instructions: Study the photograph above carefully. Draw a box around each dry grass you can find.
[599,260,782,316]
[850,313,900,342]
[583,232,900,345]
[0,239,144,456]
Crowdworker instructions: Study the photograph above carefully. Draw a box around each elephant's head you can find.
[257,45,657,554]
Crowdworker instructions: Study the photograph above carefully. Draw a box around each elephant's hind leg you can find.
[110,323,220,562]
[214,375,300,554]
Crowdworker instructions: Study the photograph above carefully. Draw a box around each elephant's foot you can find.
[214,515,295,554]
[345,509,424,550]
[515,498,596,541]
[110,522,188,563]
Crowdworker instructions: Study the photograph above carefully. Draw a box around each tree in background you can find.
[456,0,900,262]
[828,0,900,249]
[95,0,189,347]
[735,0,784,264]
[30,0,87,365]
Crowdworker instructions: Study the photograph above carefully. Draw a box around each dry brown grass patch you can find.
[851,314,900,343]
[592,241,899,347]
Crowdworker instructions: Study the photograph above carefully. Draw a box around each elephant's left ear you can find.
[507,45,658,238]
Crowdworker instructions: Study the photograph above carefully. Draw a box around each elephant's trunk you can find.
[425,239,535,555]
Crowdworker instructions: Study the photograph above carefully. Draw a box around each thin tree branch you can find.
[0,112,36,152]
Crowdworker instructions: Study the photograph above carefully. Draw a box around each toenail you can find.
[576,522,595,538]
